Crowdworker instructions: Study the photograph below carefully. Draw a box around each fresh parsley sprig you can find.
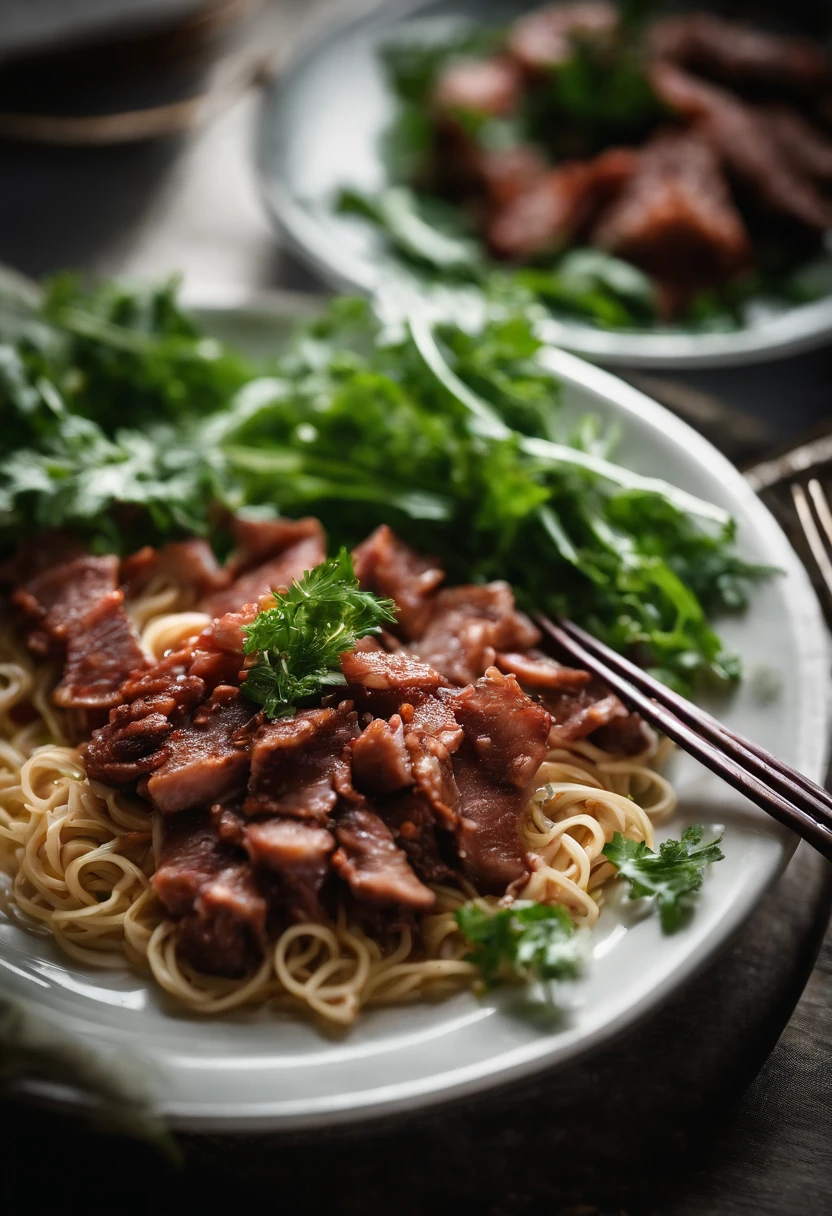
[455,901,584,999]
[603,825,725,932]
[241,548,396,719]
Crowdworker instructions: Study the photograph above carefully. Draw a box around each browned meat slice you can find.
[0,531,87,588]
[352,525,445,639]
[154,809,266,977]
[651,62,832,232]
[225,516,326,579]
[341,648,447,696]
[244,817,335,921]
[411,582,539,687]
[478,144,549,207]
[592,129,751,309]
[650,14,831,97]
[53,590,149,712]
[508,2,618,76]
[487,163,594,260]
[433,56,522,120]
[487,146,637,261]
[591,713,652,756]
[332,804,435,910]
[243,705,359,819]
[449,668,551,893]
[122,540,228,606]
[350,715,413,796]
[496,651,592,691]
[202,517,326,617]
[187,605,257,691]
[381,791,456,885]
[543,677,631,747]
[144,686,259,814]
[13,554,119,656]
[763,104,832,183]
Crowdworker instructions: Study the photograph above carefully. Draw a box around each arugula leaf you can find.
[455,900,584,997]
[603,825,725,932]
[241,548,396,719]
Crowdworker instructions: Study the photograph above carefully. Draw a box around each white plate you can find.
[256,0,832,370]
[0,294,828,1132]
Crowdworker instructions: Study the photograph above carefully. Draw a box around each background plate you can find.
[0,295,828,1131]
[257,0,832,369]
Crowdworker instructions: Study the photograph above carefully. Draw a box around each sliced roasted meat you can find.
[154,808,267,977]
[433,56,522,120]
[508,2,618,76]
[381,791,456,885]
[650,13,831,98]
[13,554,119,657]
[478,144,549,208]
[449,667,551,893]
[341,647,447,699]
[488,163,595,260]
[244,817,335,922]
[593,128,751,310]
[53,590,149,712]
[353,525,445,640]
[651,62,832,232]
[243,705,359,819]
[332,804,435,910]
[411,581,540,687]
[224,516,326,580]
[404,726,459,829]
[144,686,259,814]
[121,540,228,606]
[543,677,631,748]
[496,651,593,691]
[350,715,413,797]
[188,605,257,690]
[202,517,326,617]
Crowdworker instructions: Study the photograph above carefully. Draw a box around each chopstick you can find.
[537,615,832,862]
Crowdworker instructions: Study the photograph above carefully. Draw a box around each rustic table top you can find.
[1,4,831,1212]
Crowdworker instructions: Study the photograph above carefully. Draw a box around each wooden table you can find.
[1,4,831,1211]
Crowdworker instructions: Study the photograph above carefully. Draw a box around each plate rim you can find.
[255,0,832,371]
[2,292,829,1132]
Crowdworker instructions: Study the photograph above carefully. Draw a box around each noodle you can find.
[0,606,678,1025]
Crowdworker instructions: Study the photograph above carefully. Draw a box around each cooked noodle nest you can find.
[0,607,678,1025]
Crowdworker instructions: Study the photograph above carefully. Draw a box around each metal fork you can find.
[745,435,832,622]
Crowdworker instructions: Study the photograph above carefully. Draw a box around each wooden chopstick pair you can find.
[538,616,832,862]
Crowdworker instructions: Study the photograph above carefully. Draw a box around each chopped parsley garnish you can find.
[455,901,584,998]
[241,549,396,719]
[603,825,725,932]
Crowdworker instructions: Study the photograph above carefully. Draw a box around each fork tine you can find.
[791,481,832,606]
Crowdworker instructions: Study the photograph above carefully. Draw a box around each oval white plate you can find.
[0,294,827,1132]
[257,0,832,370]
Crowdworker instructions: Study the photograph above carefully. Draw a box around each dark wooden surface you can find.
[1,4,831,1212]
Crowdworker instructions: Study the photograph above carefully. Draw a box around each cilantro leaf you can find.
[603,825,725,932]
[241,548,396,719]
[455,901,584,999]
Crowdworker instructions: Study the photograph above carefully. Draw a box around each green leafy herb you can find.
[603,825,725,932]
[241,548,396,719]
[338,187,481,274]
[456,901,584,998]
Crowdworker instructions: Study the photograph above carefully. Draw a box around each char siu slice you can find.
[341,648,447,701]
[244,817,335,922]
[507,2,618,76]
[650,62,832,232]
[543,677,645,752]
[53,590,149,712]
[203,517,326,617]
[448,667,551,893]
[154,809,267,977]
[649,13,831,98]
[381,791,456,885]
[121,540,229,606]
[332,804,435,911]
[144,686,259,814]
[188,605,257,691]
[243,706,359,820]
[351,715,413,796]
[496,651,593,692]
[352,525,445,640]
[411,582,540,688]
[593,129,751,310]
[433,56,521,121]
[13,554,119,657]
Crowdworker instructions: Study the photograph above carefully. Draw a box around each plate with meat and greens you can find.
[258,0,832,367]
[0,273,826,1130]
